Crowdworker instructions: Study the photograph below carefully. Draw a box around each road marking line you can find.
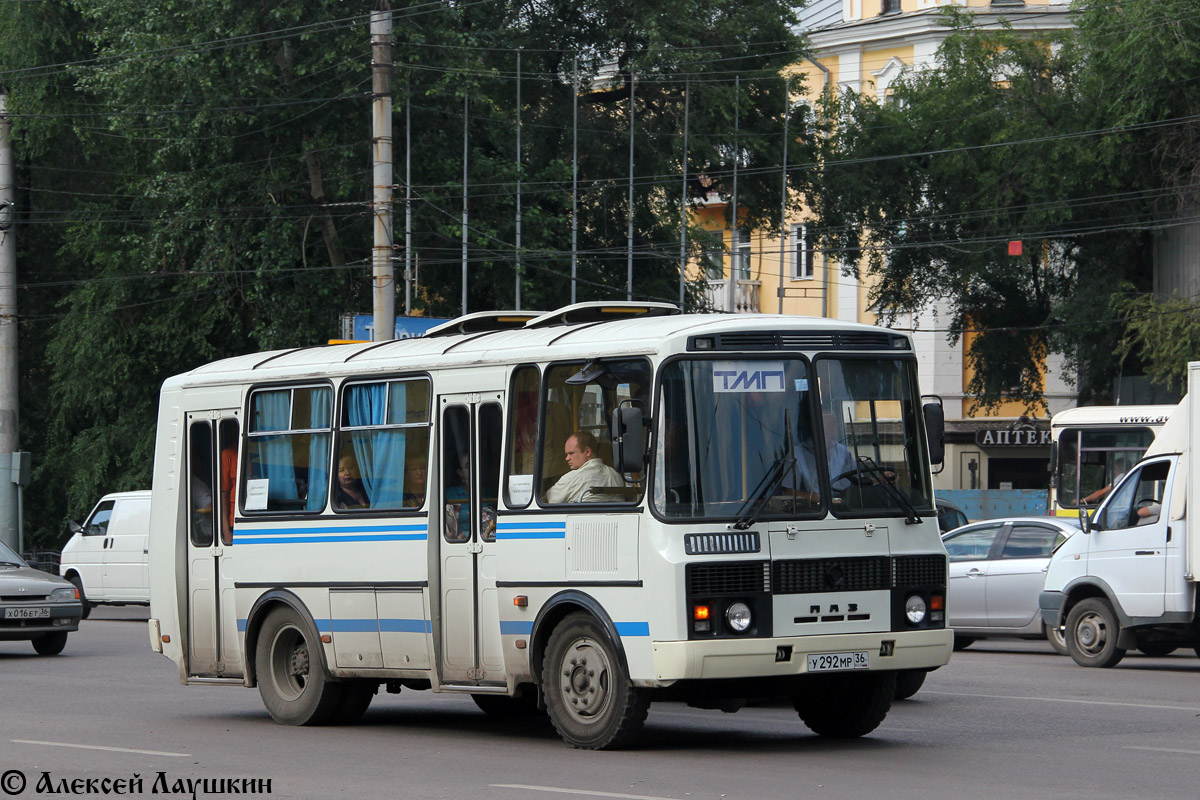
[12,740,189,757]
[923,691,1200,712]
[491,784,675,800]
[1125,746,1200,755]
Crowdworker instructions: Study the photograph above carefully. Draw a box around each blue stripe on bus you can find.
[380,618,432,634]
[494,522,567,540]
[614,622,650,637]
[233,525,428,544]
[234,533,427,544]
[499,620,535,635]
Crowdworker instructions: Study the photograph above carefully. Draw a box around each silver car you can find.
[0,540,83,655]
[943,517,1080,654]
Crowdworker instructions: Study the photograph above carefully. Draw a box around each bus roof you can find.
[164,306,910,390]
[1050,404,1176,429]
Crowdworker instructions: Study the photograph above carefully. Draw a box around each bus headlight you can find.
[905,594,927,625]
[725,602,752,633]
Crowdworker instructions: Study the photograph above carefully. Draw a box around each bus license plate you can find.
[5,607,50,619]
[807,651,869,672]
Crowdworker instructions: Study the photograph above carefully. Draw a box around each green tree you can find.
[811,4,1197,410]
[2,0,808,546]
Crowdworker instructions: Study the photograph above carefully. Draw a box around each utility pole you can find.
[0,91,20,551]
[371,3,395,341]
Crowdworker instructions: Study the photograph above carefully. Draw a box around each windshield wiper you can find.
[0,561,22,567]
[730,415,796,531]
[854,455,922,525]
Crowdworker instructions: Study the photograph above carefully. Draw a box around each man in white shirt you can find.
[545,430,624,503]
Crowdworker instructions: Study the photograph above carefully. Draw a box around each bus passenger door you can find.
[438,395,506,685]
[185,412,243,678]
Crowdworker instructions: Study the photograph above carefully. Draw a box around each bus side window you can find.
[246,385,332,514]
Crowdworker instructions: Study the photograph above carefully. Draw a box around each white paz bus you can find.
[147,302,952,749]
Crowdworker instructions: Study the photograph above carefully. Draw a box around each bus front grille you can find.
[893,554,947,588]
[686,561,770,595]
[772,556,892,594]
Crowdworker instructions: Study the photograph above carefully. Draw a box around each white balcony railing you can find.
[705,279,762,313]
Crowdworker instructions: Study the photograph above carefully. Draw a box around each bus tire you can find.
[795,671,895,738]
[255,606,343,725]
[473,691,542,719]
[1065,598,1126,668]
[893,669,926,701]
[543,612,649,750]
[333,681,377,725]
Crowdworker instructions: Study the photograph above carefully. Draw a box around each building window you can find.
[881,0,902,14]
[697,229,724,280]
[791,223,815,280]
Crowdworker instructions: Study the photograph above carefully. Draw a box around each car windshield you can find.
[653,355,933,521]
[0,540,27,567]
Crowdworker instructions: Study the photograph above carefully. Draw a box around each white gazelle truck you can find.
[1040,363,1200,667]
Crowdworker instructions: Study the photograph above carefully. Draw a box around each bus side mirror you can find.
[611,406,645,473]
[923,401,945,465]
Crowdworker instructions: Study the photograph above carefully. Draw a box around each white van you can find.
[60,491,151,617]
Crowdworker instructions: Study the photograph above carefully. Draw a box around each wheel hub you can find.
[1076,613,1106,653]
[560,641,610,721]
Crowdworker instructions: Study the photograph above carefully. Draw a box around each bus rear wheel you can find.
[543,613,649,750]
[795,671,895,737]
[255,606,343,725]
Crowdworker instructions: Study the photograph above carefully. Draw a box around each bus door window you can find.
[478,403,503,541]
[505,365,540,509]
[217,420,239,545]
[188,421,216,547]
[442,406,472,542]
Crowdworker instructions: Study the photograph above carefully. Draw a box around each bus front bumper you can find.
[650,628,952,682]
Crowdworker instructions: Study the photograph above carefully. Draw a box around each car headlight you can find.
[51,587,78,602]
[725,601,752,633]
[905,594,927,625]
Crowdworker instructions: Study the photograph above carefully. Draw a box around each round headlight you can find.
[905,594,928,625]
[725,601,752,633]
[51,587,77,602]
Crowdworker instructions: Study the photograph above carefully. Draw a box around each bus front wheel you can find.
[255,606,343,725]
[543,612,649,750]
[795,671,895,737]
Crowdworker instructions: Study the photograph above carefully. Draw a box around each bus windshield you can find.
[653,356,932,521]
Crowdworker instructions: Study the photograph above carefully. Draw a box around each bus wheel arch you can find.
[243,590,331,689]
[529,590,630,686]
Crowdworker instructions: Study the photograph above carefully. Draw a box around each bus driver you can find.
[545,430,623,503]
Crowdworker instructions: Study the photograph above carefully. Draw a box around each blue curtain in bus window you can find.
[346,383,406,508]
[306,388,332,511]
[252,391,300,504]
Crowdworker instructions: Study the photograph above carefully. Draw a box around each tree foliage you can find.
[1,0,806,546]
[813,3,1198,411]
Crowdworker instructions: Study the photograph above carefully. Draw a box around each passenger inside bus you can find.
[1082,455,1130,505]
[443,451,471,541]
[403,454,426,508]
[544,430,623,504]
[335,453,369,509]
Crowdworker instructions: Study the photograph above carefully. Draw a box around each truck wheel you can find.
[68,576,91,620]
[32,632,68,656]
[1044,623,1070,656]
[1066,598,1126,668]
[893,669,927,701]
[255,606,344,725]
[795,671,895,737]
[543,612,649,749]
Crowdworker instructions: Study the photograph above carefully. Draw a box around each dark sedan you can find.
[0,540,83,655]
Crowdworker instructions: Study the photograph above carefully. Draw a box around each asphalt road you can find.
[2,608,1199,800]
